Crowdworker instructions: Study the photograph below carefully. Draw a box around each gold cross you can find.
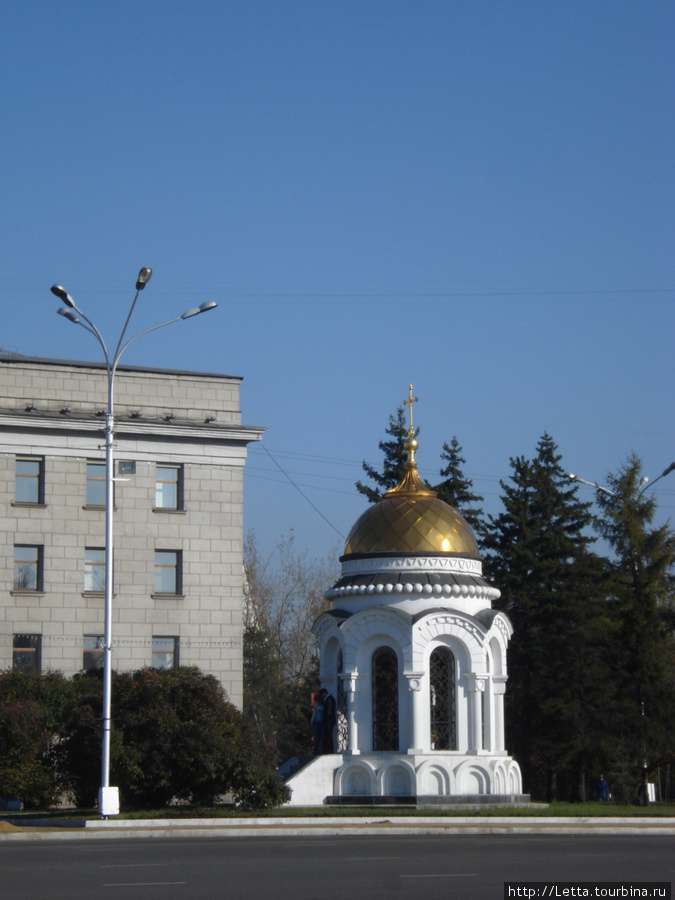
[404,384,418,433]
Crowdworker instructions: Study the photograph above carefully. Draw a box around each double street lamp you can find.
[52,268,217,817]
[568,462,675,498]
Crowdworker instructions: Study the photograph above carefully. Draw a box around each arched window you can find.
[429,646,456,750]
[372,647,399,751]
[336,651,348,751]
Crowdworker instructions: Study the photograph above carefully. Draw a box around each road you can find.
[1,834,672,900]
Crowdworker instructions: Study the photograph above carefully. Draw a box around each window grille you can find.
[372,647,399,751]
[429,646,457,750]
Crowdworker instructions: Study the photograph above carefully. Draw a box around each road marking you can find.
[100,864,167,869]
[102,882,187,887]
[401,873,477,878]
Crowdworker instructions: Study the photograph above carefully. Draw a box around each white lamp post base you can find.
[99,786,120,818]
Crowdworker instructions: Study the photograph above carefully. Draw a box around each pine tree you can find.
[356,406,412,503]
[483,434,614,800]
[593,453,675,803]
[434,436,485,537]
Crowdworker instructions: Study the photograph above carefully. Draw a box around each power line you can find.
[259,444,346,540]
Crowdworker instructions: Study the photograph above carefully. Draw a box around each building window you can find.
[15,457,44,504]
[154,550,181,595]
[83,635,105,671]
[84,548,106,592]
[429,646,457,751]
[86,461,106,507]
[13,634,41,673]
[155,465,183,510]
[372,646,399,752]
[14,545,43,591]
[152,636,179,669]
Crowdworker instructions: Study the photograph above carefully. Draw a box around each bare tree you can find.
[244,530,339,685]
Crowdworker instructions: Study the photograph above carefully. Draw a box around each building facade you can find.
[0,354,262,707]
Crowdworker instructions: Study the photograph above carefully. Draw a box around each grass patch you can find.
[3,801,675,821]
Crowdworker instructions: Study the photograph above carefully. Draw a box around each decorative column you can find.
[492,676,507,753]
[483,676,494,753]
[466,674,485,753]
[405,672,425,754]
[341,674,361,754]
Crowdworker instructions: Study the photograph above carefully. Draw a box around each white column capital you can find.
[404,671,425,692]
[492,674,508,695]
[339,673,360,694]
[466,673,488,692]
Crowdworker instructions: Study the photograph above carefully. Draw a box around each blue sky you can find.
[2,1,673,562]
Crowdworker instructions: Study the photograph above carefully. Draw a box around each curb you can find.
[2,817,675,841]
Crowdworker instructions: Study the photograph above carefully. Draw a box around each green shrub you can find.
[2,667,289,811]
[59,667,289,810]
[0,671,71,809]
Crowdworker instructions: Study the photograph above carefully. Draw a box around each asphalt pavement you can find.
[0,832,673,900]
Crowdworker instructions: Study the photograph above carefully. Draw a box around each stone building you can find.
[286,390,524,805]
[0,353,262,706]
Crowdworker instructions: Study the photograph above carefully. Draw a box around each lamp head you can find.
[136,267,152,291]
[51,284,75,308]
[57,307,79,324]
[181,301,218,319]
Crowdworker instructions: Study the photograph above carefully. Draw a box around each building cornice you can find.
[0,412,264,444]
[0,353,242,382]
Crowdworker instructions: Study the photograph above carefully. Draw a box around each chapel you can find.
[285,388,525,805]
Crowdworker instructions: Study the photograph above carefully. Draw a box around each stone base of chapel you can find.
[323,794,533,808]
[283,752,528,808]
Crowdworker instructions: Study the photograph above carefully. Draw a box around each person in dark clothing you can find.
[320,688,337,754]
[310,693,324,756]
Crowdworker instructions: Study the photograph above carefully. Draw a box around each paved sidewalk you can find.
[2,816,675,840]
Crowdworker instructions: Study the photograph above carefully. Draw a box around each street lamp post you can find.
[52,269,217,817]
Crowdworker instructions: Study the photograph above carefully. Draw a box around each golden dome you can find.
[344,393,479,557]
[344,491,479,556]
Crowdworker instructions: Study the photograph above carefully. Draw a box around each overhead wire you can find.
[259,444,346,540]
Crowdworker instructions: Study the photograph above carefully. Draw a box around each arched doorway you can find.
[372,646,399,751]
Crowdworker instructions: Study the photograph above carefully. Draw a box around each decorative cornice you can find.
[414,610,487,643]
[341,555,483,576]
[326,580,500,602]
